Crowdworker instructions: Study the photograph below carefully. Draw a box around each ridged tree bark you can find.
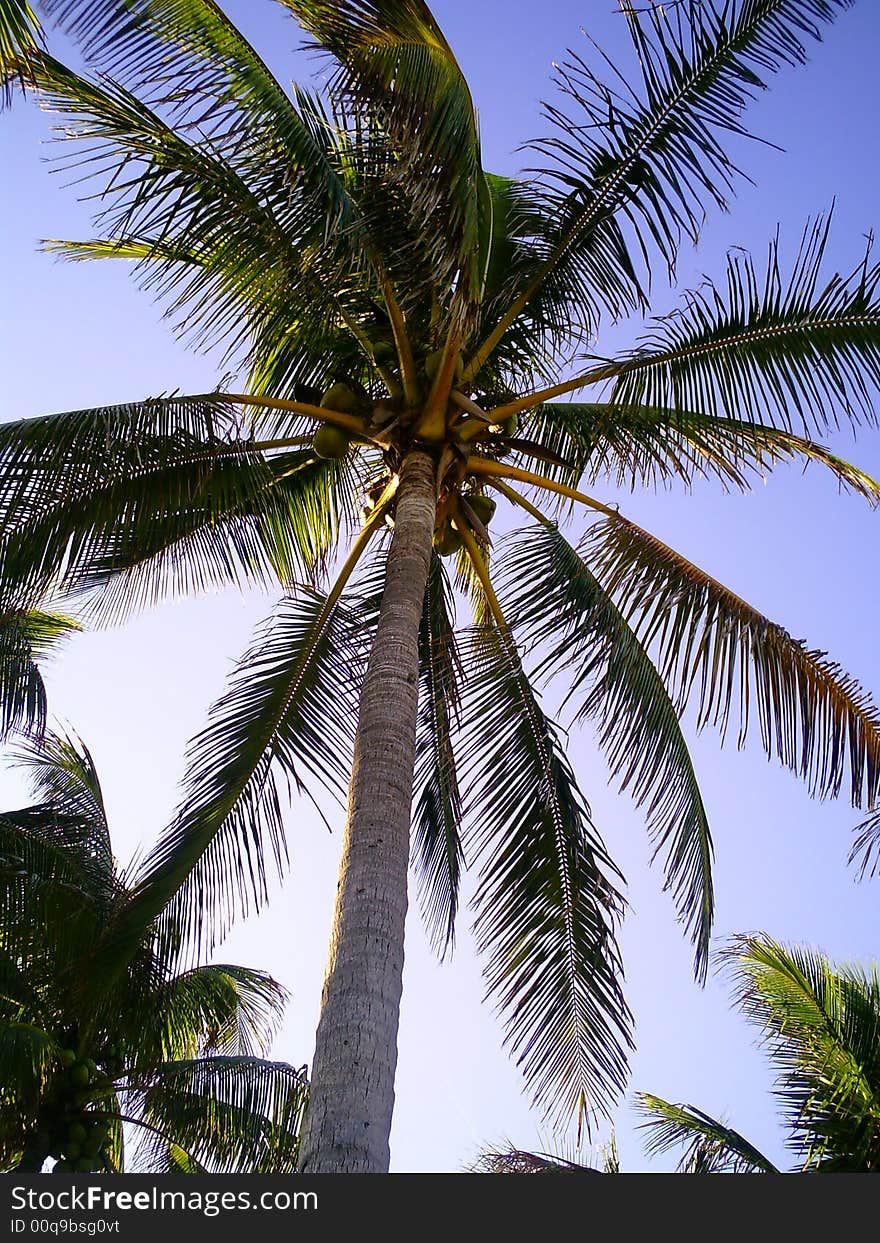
[298,449,437,1173]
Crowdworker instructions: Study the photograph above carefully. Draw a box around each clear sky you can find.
[2,0,879,1172]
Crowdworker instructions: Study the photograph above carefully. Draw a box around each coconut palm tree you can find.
[2,0,880,1172]
[0,730,308,1172]
[639,934,880,1173]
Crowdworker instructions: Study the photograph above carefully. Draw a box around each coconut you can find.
[312,424,352,459]
[66,1121,88,1145]
[468,495,497,526]
[501,414,519,438]
[319,382,358,412]
[372,340,396,363]
[68,1062,90,1088]
[424,348,464,384]
[433,520,463,557]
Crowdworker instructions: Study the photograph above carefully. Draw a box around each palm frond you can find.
[722,934,880,1170]
[851,807,880,878]
[283,0,485,307]
[587,514,880,818]
[0,609,79,740]
[156,965,288,1062]
[459,624,632,1131]
[532,0,854,283]
[498,524,713,979]
[119,584,365,958]
[472,1146,601,1174]
[524,401,880,501]
[0,395,355,614]
[134,1056,308,1174]
[412,552,464,955]
[0,0,42,102]
[605,217,880,436]
[636,1091,780,1173]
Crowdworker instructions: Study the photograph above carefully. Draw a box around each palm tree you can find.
[639,934,880,1173]
[0,731,308,1172]
[2,0,880,1172]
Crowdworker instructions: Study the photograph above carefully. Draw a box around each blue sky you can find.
[2,0,879,1171]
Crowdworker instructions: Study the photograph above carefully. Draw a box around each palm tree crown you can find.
[2,0,879,1169]
[0,731,308,1172]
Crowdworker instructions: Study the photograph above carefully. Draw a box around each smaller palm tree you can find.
[0,731,308,1173]
[639,935,880,1173]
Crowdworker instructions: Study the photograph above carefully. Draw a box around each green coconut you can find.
[319,382,359,412]
[424,348,464,384]
[59,1048,77,1068]
[66,1121,88,1146]
[433,520,463,557]
[500,413,519,438]
[468,494,497,526]
[68,1062,90,1088]
[372,339,396,363]
[313,424,352,459]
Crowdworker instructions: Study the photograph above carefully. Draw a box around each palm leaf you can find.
[498,524,713,979]
[156,965,288,1062]
[118,585,365,958]
[524,401,880,501]
[134,1056,308,1174]
[459,624,632,1131]
[722,934,880,1170]
[604,217,880,436]
[284,0,485,306]
[586,514,880,817]
[532,0,854,284]
[412,551,464,955]
[0,395,355,614]
[0,0,42,101]
[0,609,79,740]
[636,1091,780,1173]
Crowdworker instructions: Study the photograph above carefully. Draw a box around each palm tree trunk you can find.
[297,448,437,1174]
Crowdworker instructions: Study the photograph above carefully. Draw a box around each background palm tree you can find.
[639,934,880,1172]
[1,0,880,1171]
[0,731,308,1172]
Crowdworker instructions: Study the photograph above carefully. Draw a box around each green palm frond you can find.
[636,1092,780,1173]
[0,1023,55,1104]
[11,731,109,852]
[524,401,880,501]
[0,396,356,615]
[0,0,42,101]
[499,524,713,979]
[605,217,880,436]
[134,1056,308,1174]
[157,965,288,1062]
[532,0,853,283]
[284,0,485,307]
[412,553,464,955]
[722,935,880,1170]
[0,609,79,740]
[459,624,632,1132]
[120,585,365,958]
[587,514,880,818]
